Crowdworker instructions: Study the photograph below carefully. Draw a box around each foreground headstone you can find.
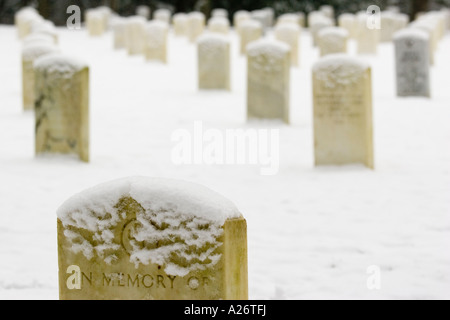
[188,12,206,43]
[394,29,430,98]
[247,39,291,123]
[198,34,230,91]
[313,54,374,169]
[274,23,301,67]
[239,20,263,55]
[57,177,248,300]
[34,54,89,162]
[126,16,146,55]
[22,44,59,111]
[318,27,348,57]
[173,13,188,37]
[144,21,169,63]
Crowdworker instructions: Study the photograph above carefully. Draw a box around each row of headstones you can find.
[15,7,90,162]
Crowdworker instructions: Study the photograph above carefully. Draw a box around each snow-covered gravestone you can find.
[57,177,248,300]
[239,20,263,55]
[31,20,59,44]
[212,8,228,19]
[126,16,147,55]
[198,34,230,91]
[233,10,250,31]
[136,5,151,20]
[318,27,349,57]
[34,54,89,162]
[112,18,127,50]
[394,29,430,98]
[188,12,205,43]
[276,13,301,27]
[15,7,42,39]
[23,33,55,47]
[274,23,301,67]
[22,44,59,111]
[313,54,374,169]
[208,17,230,35]
[247,39,291,124]
[145,21,169,63]
[173,13,188,37]
[310,16,333,47]
[338,13,356,38]
[154,9,172,25]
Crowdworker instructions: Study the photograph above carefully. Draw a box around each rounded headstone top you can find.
[393,28,429,41]
[318,26,349,38]
[188,12,205,20]
[57,177,242,228]
[197,32,229,45]
[34,53,88,75]
[147,20,169,30]
[247,38,291,58]
[23,33,55,46]
[22,43,59,61]
[208,16,230,26]
[240,19,263,29]
[127,15,147,25]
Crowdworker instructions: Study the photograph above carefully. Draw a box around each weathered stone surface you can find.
[57,177,248,300]
[22,44,59,111]
[198,34,230,91]
[34,54,89,162]
[313,54,374,169]
[247,39,291,123]
[394,29,430,98]
[318,27,348,57]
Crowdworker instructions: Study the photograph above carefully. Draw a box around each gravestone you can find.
[276,14,301,27]
[57,177,248,300]
[16,8,42,39]
[145,21,169,63]
[247,39,291,124]
[410,20,437,65]
[31,20,59,44]
[23,33,55,47]
[297,12,306,27]
[313,54,374,169]
[212,8,228,19]
[310,16,333,47]
[188,12,206,43]
[198,33,230,91]
[154,9,172,25]
[394,29,430,98]
[274,23,301,67]
[22,44,59,111]
[34,54,89,162]
[320,5,335,20]
[338,13,356,38]
[173,13,188,37]
[356,13,379,54]
[136,5,151,20]
[251,10,270,31]
[234,11,250,30]
[112,18,127,50]
[86,10,106,37]
[239,20,263,55]
[318,27,349,57]
[126,16,147,55]
[208,17,230,34]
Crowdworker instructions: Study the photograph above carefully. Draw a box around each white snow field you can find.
[0,24,449,300]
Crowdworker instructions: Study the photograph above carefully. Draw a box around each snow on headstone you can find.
[198,33,230,91]
[136,5,151,20]
[233,10,250,30]
[188,12,206,43]
[173,13,188,37]
[154,9,172,25]
[380,11,403,42]
[320,5,335,20]
[310,15,333,47]
[263,7,275,27]
[125,16,146,55]
[208,16,230,35]
[409,21,436,65]
[356,12,379,54]
[212,8,228,19]
[15,7,42,39]
[274,23,301,67]
[22,43,59,111]
[57,177,248,300]
[394,29,430,98]
[312,54,374,169]
[239,20,263,55]
[247,39,291,124]
[318,27,349,57]
[251,10,271,31]
[144,21,169,63]
[33,54,89,162]
[338,13,356,38]
[276,13,301,27]
[23,33,55,47]
[30,20,59,44]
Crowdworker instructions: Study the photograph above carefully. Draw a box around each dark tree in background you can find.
[0,0,448,25]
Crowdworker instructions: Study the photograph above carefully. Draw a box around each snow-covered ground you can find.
[0,24,449,300]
